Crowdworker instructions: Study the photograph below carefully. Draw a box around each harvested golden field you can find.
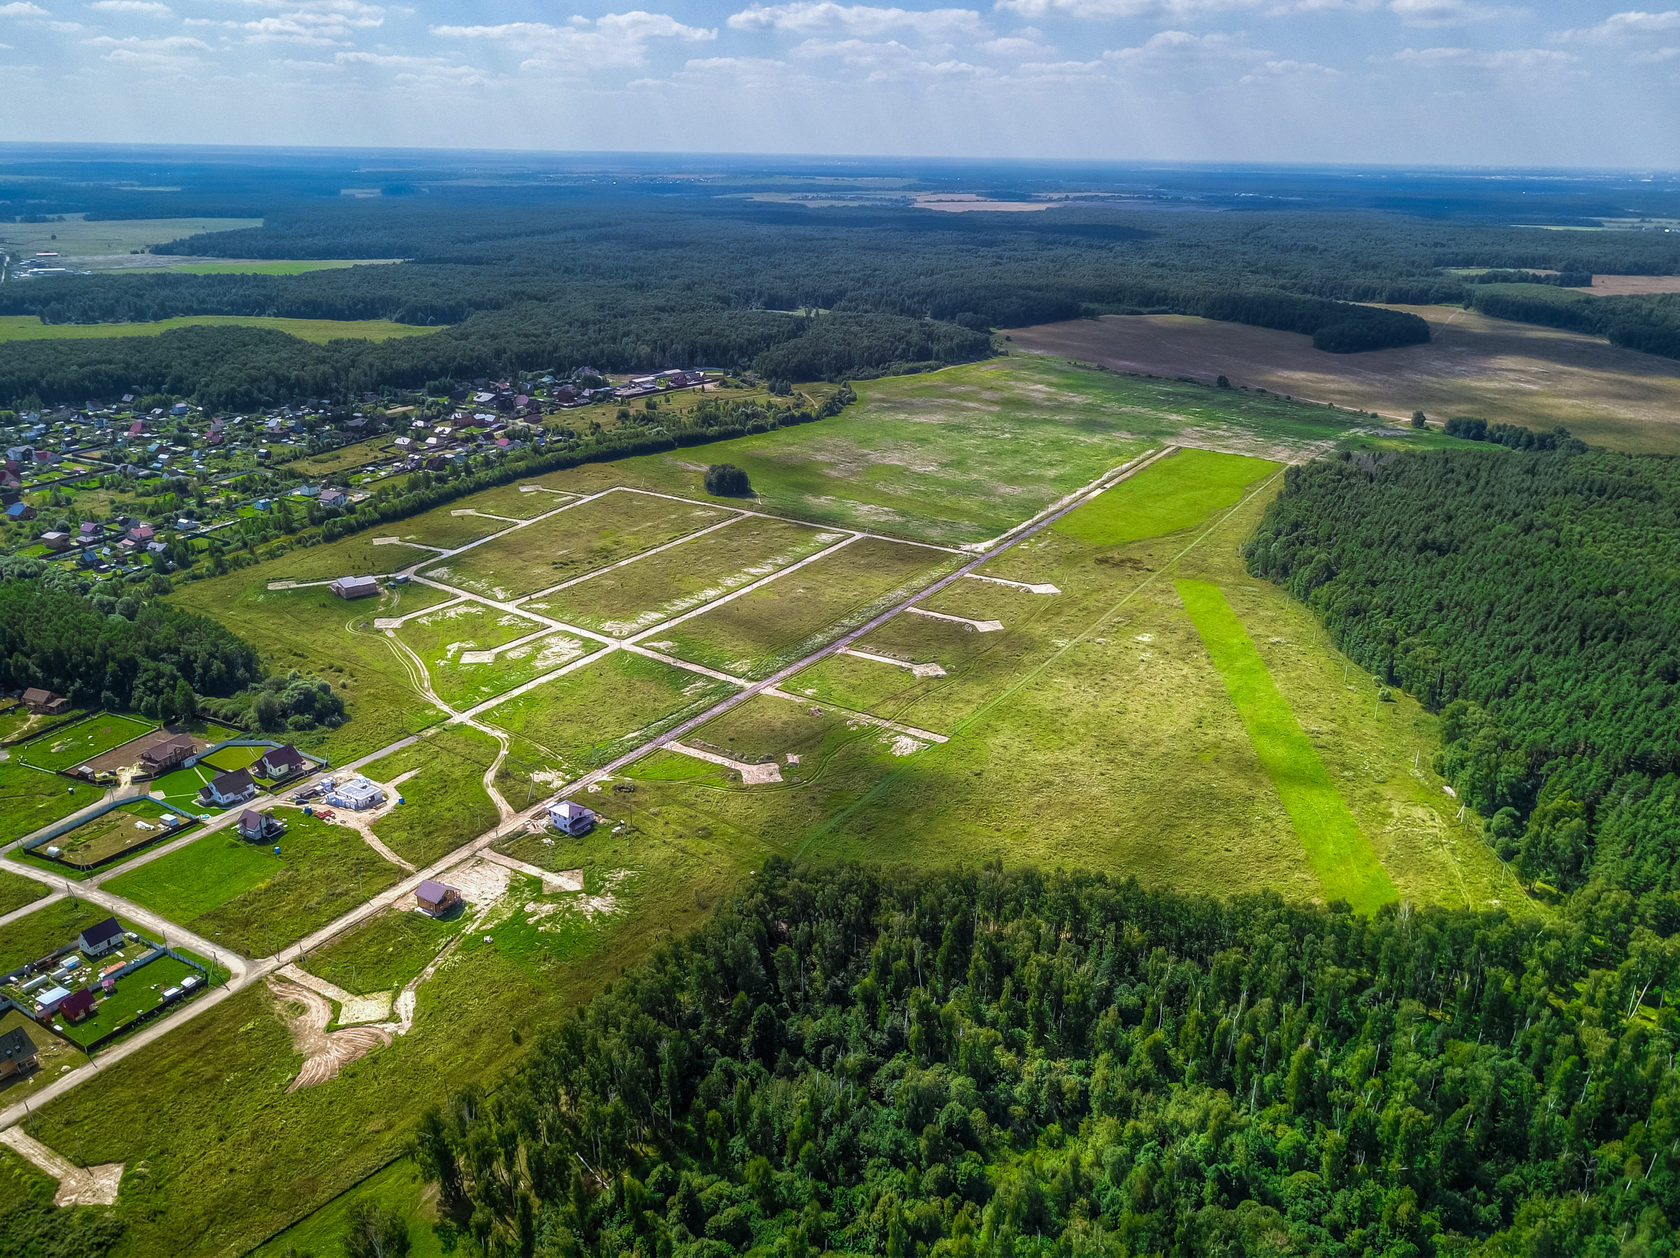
[1009,308,1680,453]
[1586,275,1680,296]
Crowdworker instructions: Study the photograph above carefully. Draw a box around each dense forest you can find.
[1468,285,1680,361]
[1245,444,1680,909]
[411,860,1680,1257]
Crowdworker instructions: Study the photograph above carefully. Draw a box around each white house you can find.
[547,800,596,837]
[204,768,257,806]
[324,775,385,811]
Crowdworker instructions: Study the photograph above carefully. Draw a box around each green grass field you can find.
[302,908,467,996]
[392,603,552,708]
[0,868,48,917]
[361,727,502,868]
[0,315,442,345]
[0,900,147,977]
[16,714,155,772]
[0,760,101,845]
[33,797,185,868]
[487,651,734,796]
[1057,448,1278,547]
[534,514,842,637]
[167,258,401,276]
[0,215,260,259]
[654,537,956,679]
[420,492,733,602]
[103,813,403,957]
[1176,579,1398,913]
[447,481,575,520]
[249,1158,448,1258]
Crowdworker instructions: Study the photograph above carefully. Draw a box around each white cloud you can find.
[1240,55,1340,79]
[187,0,387,45]
[1555,9,1680,42]
[84,31,203,48]
[1630,43,1680,61]
[433,12,717,71]
[0,2,50,16]
[1103,27,1261,64]
[88,0,172,14]
[728,2,988,39]
[1392,44,1574,69]
[1390,0,1521,27]
[997,0,1374,19]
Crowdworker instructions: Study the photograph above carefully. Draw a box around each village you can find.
[0,365,723,581]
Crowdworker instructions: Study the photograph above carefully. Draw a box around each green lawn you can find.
[103,813,404,957]
[1056,448,1279,547]
[249,1158,451,1258]
[16,714,155,772]
[361,727,502,867]
[0,315,442,345]
[1176,579,1398,913]
[654,536,956,679]
[302,907,468,995]
[419,492,733,602]
[199,744,266,773]
[535,514,842,637]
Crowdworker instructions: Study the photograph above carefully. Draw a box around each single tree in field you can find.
[342,1202,410,1258]
[705,463,751,497]
[1412,410,1428,428]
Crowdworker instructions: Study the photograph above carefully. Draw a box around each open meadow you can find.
[1008,310,1680,453]
[0,314,443,345]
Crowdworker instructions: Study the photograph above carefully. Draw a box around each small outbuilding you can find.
[415,880,463,918]
[59,988,99,1024]
[77,916,125,958]
[547,800,596,837]
[330,575,380,600]
[0,1026,38,1077]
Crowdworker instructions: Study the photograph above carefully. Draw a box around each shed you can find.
[415,880,463,918]
[59,988,99,1024]
[330,575,380,600]
[78,916,125,957]
[35,985,73,1016]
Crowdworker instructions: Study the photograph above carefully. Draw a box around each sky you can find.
[0,0,1676,166]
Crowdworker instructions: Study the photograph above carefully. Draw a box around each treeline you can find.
[1245,445,1680,909]
[412,860,1680,1257]
[0,309,980,409]
[1469,285,1680,360]
[0,581,258,718]
[1466,269,1593,288]
[1440,417,1587,451]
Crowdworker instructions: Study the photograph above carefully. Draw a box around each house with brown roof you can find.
[415,880,463,918]
[330,575,380,600]
[139,733,196,776]
[21,687,70,715]
[203,768,256,806]
[238,808,283,841]
[257,743,307,780]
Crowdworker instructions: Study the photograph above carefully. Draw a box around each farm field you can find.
[446,481,575,520]
[0,314,442,344]
[652,536,956,679]
[1055,448,1277,547]
[420,491,733,601]
[0,215,260,259]
[166,258,401,275]
[534,514,842,636]
[1008,311,1680,453]
[361,727,503,867]
[103,812,403,958]
[487,651,734,795]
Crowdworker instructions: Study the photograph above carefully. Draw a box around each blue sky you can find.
[0,0,1675,165]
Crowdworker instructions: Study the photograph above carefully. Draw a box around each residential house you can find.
[257,743,306,780]
[204,768,257,806]
[237,808,283,841]
[415,880,463,918]
[127,524,154,545]
[3,502,34,522]
[78,916,126,957]
[59,988,99,1024]
[330,575,380,600]
[319,487,349,509]
[21,687,70,715]
[0,1026,38,1078]
[324,775,385,811]
[548,800,596,837]
[39,531,72,551]
[138,733,195,776]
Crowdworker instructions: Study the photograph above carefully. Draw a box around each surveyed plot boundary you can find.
[1176,579,1397,913]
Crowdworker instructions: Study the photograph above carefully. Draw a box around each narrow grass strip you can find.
[1176,579,1397,914]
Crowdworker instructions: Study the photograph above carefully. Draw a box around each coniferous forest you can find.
[415,861,1680,1258]
[1246,445,1680,909]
